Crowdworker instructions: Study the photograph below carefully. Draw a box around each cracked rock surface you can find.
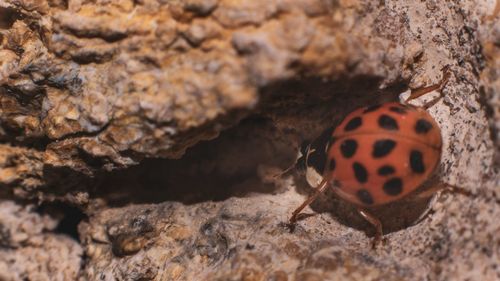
[0,0,499,280]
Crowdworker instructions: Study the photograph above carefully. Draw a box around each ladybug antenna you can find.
[274,141,309,179]
[405,65,452,109]
[273,163,296,179]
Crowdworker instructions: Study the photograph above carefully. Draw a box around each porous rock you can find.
[0,0,498,280]
[0,201,82,281]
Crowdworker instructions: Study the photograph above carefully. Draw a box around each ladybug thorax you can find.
[300,102,442,208]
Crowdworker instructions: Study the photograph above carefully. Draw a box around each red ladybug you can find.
[289,67,467,247]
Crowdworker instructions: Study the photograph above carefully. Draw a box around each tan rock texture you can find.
[0,0,499,280]
[0,201,82,281]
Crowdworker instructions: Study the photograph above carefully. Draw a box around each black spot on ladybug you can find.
[329,158,336,171]
[377,165,395,176]
[340,139,357,158]
[389,106,407,114]
[372,139,396,158]
[344,117,362,131]
[363,104,382,113]
[357,189,374,205]
[415,119,433,134]
[353,162,368,183]
[383,178,403,196]
[410,150,425,173]
[378,115,399,130]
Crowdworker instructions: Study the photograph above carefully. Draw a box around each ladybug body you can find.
[296,102,442,207]
[288,68,461,247]
[326,102,442,207]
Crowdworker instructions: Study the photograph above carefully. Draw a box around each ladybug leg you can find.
[414,182,447,199]
[289,179,329,224]
[412,183,473,225]
[357,209,383,249]
[414,182,473,200]
[405,65,451,107]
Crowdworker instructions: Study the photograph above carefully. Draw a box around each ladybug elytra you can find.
[325,102,442,207]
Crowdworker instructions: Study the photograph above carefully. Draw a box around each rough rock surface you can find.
[478,0,500,165]
[0,0,499,280]
[0,201,82,280]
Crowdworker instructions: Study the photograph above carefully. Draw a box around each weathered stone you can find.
[0,0,498,280]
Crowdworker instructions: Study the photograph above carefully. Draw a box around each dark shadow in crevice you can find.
[94,116,294,206]
[36,202,88,242]
[257,75,407,142]
[0,7,22,30]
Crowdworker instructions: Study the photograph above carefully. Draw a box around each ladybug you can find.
[288,67,466,247]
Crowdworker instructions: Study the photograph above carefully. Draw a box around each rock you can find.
[0,201,82,280]
[0,0,498,280]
